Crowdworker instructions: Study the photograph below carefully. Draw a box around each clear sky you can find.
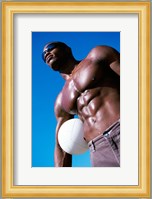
[32,32,120,167]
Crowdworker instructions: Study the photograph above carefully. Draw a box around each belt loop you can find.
[91,141,96,152]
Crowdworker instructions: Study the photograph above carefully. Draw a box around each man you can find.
[42,41,120,167]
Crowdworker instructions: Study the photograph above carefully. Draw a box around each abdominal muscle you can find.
[62,81,120,142]
[76,87,120,142]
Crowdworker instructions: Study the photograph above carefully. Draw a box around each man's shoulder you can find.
[54,91,73,119]
[86,45,119,62]
[88,45,114,57]
[55,92,63,106]
[54,92,64,117]
[91,45,111,51]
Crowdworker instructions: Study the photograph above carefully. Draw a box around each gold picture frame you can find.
[2,1,150,198]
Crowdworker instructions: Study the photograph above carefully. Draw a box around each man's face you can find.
[42,45,68,71]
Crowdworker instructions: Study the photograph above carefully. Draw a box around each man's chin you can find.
[49,64,60,71]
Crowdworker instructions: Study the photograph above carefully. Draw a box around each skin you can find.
[43,43,120,167]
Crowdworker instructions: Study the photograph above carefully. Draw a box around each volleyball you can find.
[58,118,89,155]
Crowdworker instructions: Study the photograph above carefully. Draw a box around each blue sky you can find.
[32,32,120,167]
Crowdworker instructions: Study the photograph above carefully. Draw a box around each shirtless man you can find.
[42,41,120,167]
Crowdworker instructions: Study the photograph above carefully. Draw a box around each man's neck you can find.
[60,59,80,80]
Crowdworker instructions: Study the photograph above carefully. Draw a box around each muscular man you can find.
[42,41,120,167]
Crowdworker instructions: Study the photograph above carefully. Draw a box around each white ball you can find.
[58,118,89,154]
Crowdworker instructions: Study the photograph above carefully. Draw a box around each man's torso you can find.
[59,48,120,142]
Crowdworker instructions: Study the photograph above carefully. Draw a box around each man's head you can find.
[42,41,73,72]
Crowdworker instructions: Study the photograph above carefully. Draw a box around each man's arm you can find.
[72,45,120,93]
[54,92,74,167]
[90,45,120,76]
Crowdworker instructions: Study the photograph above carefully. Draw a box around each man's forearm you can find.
[54,146,72,167]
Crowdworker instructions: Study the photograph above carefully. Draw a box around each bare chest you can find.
[60,59,119,115]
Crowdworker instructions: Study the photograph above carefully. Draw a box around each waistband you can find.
[88,119,120,149]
